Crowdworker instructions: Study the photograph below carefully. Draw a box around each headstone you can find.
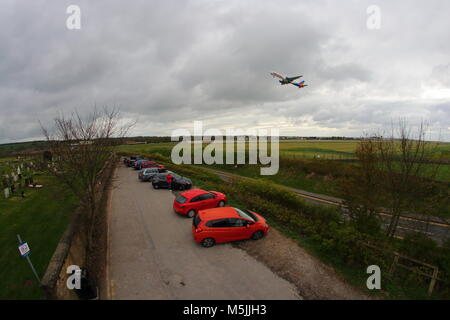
[4,188,9,199]
[17,167,21,174]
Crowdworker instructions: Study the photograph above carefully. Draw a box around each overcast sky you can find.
[0,0,449,143]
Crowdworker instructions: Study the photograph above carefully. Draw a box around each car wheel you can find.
[153,184,159,189]
[251,230,264,240]
[218,200,225,207]
[187,210,195,218]
[201,238,215,248]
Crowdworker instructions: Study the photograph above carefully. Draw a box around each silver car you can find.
[138,167,167,182]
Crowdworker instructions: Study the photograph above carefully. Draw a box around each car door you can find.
[157,174,168,187]
[200,193,217,209]
[189,195,203,211]
[228,218,253,241]
[206,218,233,243]
[148,168,157,179]
[193,194,208,210]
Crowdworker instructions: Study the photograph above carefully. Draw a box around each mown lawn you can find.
[0,173,78,299]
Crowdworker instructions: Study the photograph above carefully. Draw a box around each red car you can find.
[141,161,164,169]
[192,207,269,247]
[173,189,227,218]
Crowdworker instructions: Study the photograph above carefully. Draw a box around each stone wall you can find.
[40,154,117,299]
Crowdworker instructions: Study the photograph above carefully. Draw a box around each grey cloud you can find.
[0,0,449,143]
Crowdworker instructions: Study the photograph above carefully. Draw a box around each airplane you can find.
[291,80,308,89]
[270,72,302,85]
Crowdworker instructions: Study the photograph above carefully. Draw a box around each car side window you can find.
[228,218,246,227]
[198,194,211,201]
[190,195,202,203]
[206,219,230,228]
[202,193,215,200]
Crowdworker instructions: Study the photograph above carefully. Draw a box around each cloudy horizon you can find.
[1,0,449,143]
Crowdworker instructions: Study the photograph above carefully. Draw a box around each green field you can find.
[116,140,360,159]
[0,141,47,158]
[0,158,78,299]
[116,140,450,195]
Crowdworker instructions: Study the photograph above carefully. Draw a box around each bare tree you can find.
[40,107,134,247]
[341,120,446,238]
[376,121,444,237]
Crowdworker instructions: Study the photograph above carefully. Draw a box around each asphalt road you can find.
[107,165,301,300]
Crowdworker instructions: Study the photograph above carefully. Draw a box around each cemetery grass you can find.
[0,174,78,299]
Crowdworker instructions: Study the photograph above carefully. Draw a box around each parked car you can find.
[141,161,165,169]
[192,207,269,247]
[152,172,192,190]
[127,156,141,167]
[173,189,227,217]
[133,159,149,170]
[138,167,167,182]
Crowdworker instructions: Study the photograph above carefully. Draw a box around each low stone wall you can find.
[40,154,117,299]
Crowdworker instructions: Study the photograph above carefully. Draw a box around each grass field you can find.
[116,140,450,194]
[0,158,78,299]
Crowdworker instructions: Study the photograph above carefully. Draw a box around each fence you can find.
[361,241,442,296]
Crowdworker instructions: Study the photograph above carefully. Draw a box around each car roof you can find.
[180,188,208,199]
[199,207,239,220]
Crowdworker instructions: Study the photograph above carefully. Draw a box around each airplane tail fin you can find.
[292,81,306,88]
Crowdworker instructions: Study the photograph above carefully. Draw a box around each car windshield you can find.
[193,215,201,228]
[176,195,187,204]
[171,173,181,180]
[234,208,257,222]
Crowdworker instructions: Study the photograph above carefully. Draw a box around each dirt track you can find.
[107,165,300,300]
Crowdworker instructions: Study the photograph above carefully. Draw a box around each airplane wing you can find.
[286,75,302,82]
[270,72,285,80]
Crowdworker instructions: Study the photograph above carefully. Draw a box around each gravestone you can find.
[4,188,9,199]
